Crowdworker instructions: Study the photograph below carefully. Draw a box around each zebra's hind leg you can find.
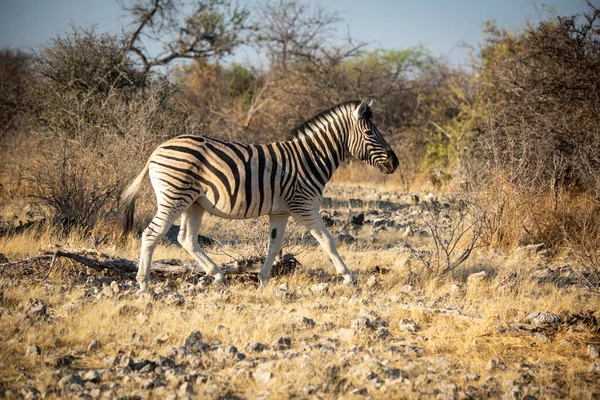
[138,203,189,292]
[258,214,289,288]
[293,208,355,285]
[178,203,227,286]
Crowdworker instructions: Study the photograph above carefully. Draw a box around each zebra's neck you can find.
[286,110,352,188]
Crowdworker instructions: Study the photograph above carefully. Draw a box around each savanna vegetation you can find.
[1,1,600,399]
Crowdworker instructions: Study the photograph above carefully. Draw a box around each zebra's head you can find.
[348,101,399,174]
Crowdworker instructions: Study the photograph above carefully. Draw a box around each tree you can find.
[124,0,253,72]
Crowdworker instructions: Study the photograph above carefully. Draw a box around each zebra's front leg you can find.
[294,208,354,285]
[258,215,289,288]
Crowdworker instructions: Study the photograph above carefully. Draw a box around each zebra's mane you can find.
[290,100,372,141]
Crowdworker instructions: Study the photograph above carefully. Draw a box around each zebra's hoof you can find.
[138,281,149,293]
[213,275,228,286]
[343,274,355,286]
[258,274,269,288]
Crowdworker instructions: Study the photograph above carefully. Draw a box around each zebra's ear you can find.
[352,100,368,120]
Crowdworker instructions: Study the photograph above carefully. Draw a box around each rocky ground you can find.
[1,184,600,399]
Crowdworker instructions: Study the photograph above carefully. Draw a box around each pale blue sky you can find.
[0,0,592,67]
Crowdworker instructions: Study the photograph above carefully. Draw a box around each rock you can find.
[119,356,134,369]
[349,199,364,208]
[102,355,119,367]
[350,317,374,332]
[58,374,83,389]
[589,361,600,373]
[254,369,272,384]
[296,316,315,327]
[467,271,488,288]
[334,328,355,342]
[179,382,194,396]
[374,327,391,339]
[0,253,8,263]
[588,344,600,359]
[350,388,369,396]
[532,267,553,280]
[348,212,365,226]
[166,293,185,306]
[272,337,291,350]
[365,275,377,288]
[87,339,102,352]
[310,283,329,296]
[524,312,561,327]
[485,357,506,372]
[247,342,266,352]
[183,330,203,347]
[82,370,102,382]
[398,318,420,333]
[215,345,245,362]
[26,344,41,357]
[110,280,120,294]
[23,298,47,319]
[155,334,169,344]
[400,284,413,293]
[337,232,355,245]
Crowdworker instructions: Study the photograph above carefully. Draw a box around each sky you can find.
[0,0,593,68]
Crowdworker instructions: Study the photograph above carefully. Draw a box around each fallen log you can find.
[0,246,299,279]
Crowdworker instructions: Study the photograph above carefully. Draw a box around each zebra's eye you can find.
[365,130,374,136]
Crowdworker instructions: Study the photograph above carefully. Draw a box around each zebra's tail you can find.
[120,161,150,235]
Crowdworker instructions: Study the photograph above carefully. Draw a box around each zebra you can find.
[120,100,399,292]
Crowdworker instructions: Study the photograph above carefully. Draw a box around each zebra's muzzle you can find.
[379,149,399,174]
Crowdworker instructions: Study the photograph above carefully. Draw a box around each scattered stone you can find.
[110,280,120,294]
[296,316,315,327]
[272,337,292,350]
[398,318,420,333]
[587,344,600,359]
[400,284,413,293]
[365,275,378,288]
[58,374,83,389]
[337,232,355,245]
[485,357,506,372]
[374,327,391,339]
[532,267,553,280]
[350,317,374,332]
[310,283,329,296]
[524,312,561,327]
[155,334,169,344]
[254,364,273,384]
[119,356,134,369]
[179,382,194,396]
[589,361,600,373]
[183,330,203,347]
[334,328,355,342]
[102,355,119,367]
[87,339,102,352]
[348,212,365,226]
[166,293,185,306]
[247,342,266,353]
[350,388,369,396]
[26,344,41,357]
[82,370,101,382]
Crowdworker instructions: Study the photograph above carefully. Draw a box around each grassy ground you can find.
[1,184,599,399]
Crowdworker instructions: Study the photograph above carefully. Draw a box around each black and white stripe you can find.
[121,100,398,291]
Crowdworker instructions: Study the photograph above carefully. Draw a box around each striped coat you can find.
[121,100,398,291]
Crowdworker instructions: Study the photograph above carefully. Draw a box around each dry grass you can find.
[2,218,600,399]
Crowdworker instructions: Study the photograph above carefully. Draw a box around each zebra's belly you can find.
[196,196,289,220]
